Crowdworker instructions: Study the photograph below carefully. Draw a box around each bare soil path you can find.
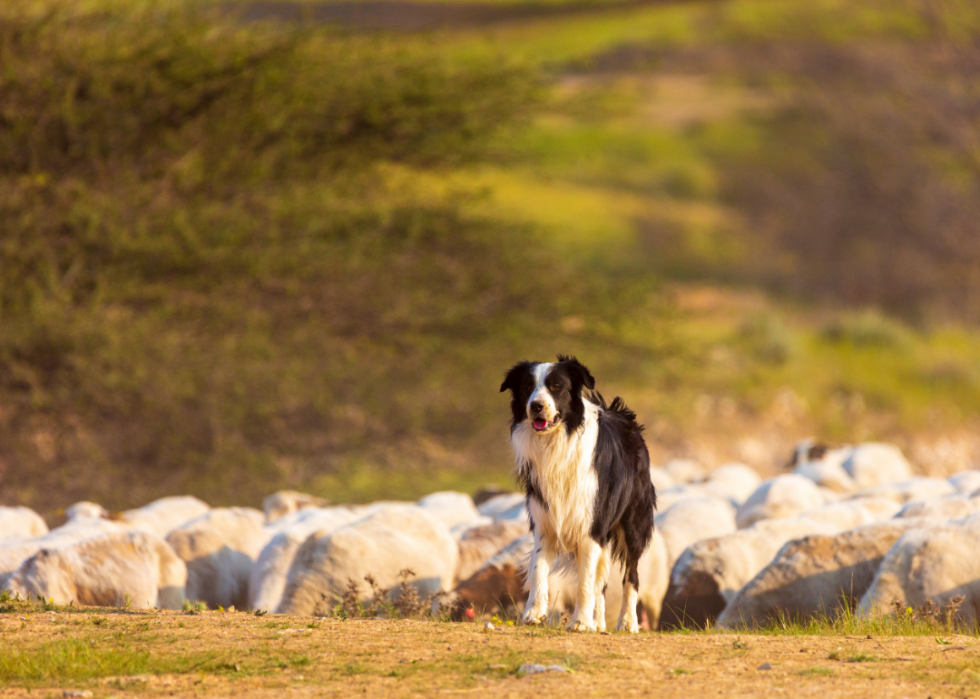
[1,610,979,697]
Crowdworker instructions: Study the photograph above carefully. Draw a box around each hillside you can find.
[1,0,979,517]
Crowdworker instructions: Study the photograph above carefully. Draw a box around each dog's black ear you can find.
[500,362,532,393]
[557,354,595,390]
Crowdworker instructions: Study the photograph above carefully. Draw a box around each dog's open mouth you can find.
[532,417,560,432]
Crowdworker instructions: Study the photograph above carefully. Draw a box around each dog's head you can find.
[499,355,595,434]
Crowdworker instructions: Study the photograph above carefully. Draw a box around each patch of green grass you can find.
[682,604,972,638]
[0,638,236,685]
[828,650,881,663]
[845,652,881,663]
[0,592,95,617]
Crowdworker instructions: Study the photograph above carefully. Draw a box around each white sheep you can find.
[802,497,901,529]
[476,493,527,522]
[790,441,912,491]
[841,443,912,489]
[263,491,329,524]
[698,463,761,507]
[717,518,933,629]
[947,470,980,495]
[449,517,495,540]
[415,492,480,530]
[857,513,980,627]
[656,485,714,513]
[166,507,267,610]
[277,505,458,615]
[249,507,368,613]
[117,496,210,537]
[440,532,532,620]
[0,506,48,539]
[455,519,529,583]
[736,474,826,529]
[787,440,847,470]
[0,539,38,589]
[0,517,126,588]
[663,459,705,485]
[5,530,186,609]
[793,458,856,493]
[65,501,109,521]
[656,496,737,570]
[660,516,841,629]
[648,467,675,492]
[895,495,979,520]
[844,477,955,505]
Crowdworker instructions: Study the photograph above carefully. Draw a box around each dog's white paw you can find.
[615,620,640,634]
[522,608,548,626]
[566,617,596,633]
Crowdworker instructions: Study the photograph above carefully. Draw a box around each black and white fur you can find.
[499,355,656,633]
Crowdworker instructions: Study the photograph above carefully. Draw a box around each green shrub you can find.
[0,0,564,513]
[820,310,911,349]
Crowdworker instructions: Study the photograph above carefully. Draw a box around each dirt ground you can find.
[2,610,980,697]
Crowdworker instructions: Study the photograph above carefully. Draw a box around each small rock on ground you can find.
[518,663,569,675]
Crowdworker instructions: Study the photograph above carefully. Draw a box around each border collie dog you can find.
[500,355,656,633]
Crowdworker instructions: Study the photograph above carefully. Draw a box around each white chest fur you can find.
[511,400,601,555]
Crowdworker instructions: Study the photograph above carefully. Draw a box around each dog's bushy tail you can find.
[588,391,642,430]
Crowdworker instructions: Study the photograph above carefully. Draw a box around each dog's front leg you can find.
[567,539,602,632]
[522,530,554,626]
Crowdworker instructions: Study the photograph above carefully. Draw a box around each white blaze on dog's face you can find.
[500,356,597,436]
[527,362,559,432]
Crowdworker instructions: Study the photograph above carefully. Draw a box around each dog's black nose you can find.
[530,401,544,415]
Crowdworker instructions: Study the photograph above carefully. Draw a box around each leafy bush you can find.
[0,1,672,515]
[0,1,565,513]
[820,310,912,349]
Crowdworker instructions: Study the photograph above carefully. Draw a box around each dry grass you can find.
[0,601,978,697]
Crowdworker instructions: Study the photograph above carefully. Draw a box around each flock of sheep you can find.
[2,440,979,631]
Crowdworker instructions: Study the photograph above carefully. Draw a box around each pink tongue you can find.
[533,419,547,430]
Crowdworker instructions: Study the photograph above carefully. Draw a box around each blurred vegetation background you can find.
[2,0,980,518]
